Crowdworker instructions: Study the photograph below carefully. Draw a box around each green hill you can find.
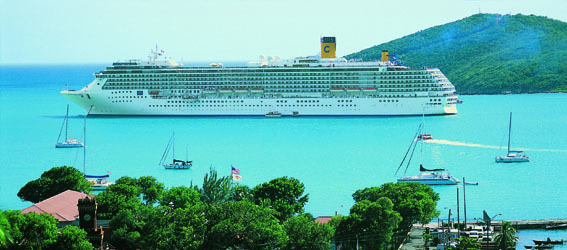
[346,14,567,94]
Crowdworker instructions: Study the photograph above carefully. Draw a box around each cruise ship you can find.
[61,37,458,116]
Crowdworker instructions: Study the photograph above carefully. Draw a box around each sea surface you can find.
[1,65,567,230]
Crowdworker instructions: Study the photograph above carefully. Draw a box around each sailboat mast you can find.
[172,132,175,160]
[507,112,512,153]
[65,104,69,140]
[83,110,86,174]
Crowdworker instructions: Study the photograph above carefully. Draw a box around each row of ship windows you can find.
[105,83,437,89]
[104,76,432,80]
[146,104,366,108]
[104,71,430,78]
[104,87,440,92]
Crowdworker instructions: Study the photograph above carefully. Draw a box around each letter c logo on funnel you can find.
[323,45,330,53]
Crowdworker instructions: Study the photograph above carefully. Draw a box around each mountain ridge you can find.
[346,13,567,94]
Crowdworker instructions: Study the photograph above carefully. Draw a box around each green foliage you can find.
[252,176,309,222]
[346,13,567,94]
[334,198,402,250]
[197,168,233,205]
[49,226,93,250]
[452,237,482,250]
[231,183,253,202]
[3,210,58,250]
[108,209,144,250]
[353,182,440,228]
[115,176,165,205]
[493,221,517,250]
[96,182,142,219]
[146,205,207,250]
[17,166,92,203]
[203,201,287,249]
[283,213,334,250]
[0,211,13,249]
[160,186,201,209]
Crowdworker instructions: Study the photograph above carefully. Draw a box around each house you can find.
[21,190,93,227]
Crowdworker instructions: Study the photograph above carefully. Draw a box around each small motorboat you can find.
[417,133,433,140]
[525,245,553,249]
[533,239,564,245]
[265,111,282,118]
[545,223,567,230]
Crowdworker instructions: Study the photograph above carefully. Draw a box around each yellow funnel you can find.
[381,50,389,62]
[321,37,336,58]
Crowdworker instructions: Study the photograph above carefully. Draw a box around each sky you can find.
[1,0,566,64]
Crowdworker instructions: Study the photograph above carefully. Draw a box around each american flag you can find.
[231,166,240,175]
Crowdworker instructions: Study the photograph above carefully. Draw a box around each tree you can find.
[159,186,201,209]
[203,201,287,249]
[252,176,309,222]
[231,184,252,202]
[115,176,165,205]
[453,237,482,250]
[334,198,402,250]
[0,211,13,249]
[283,213,334,250]
[353,182,440,228]
[49,226,93,250]
[3,210,58,250]
[17,166,92,203]
[493,221,517,250]
[145,205,207,250]
[197,168,232,205]
[108,208,146,250]
[96,183,142,219]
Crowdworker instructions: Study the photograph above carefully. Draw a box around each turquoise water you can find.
[1,65,567,223]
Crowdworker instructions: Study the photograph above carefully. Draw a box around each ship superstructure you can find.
[61,37,458,116]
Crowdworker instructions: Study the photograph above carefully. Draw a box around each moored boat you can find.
[55,105,84,148]
[265,111,282,118]
[533,239,564,245]
[545,223,567,230]
[160,132,192,170]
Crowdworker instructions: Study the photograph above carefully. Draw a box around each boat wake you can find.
[425,139,567,153]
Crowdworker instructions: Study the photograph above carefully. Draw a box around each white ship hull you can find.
[62,80,457,116]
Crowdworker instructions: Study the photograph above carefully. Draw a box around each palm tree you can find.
[494,221,517,250]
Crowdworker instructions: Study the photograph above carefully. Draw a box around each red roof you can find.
[315,216,333,224]
[22,190,93,222]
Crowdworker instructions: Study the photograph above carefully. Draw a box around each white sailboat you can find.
[160,132,192,170]
[495,112,529,163]
[396,122,459,185]
[55,104,84,148]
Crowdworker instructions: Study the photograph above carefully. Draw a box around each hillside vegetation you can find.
[347,14,567,94]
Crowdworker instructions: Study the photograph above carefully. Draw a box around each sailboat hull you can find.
[55,139,84,148]
[495,156,529,163]
[163,164,191,170]
[397,172,460,185]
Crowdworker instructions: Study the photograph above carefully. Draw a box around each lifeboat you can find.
[149,91,159,95]
[330,88,344,92]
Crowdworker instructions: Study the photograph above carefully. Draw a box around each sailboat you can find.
[55,104,84,148]
[396,122,459,185]
[160,132,192,169]
[81,106,113,191]
[495,112,529,163]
